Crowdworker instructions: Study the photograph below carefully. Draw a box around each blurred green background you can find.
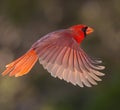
[0,0,120,110]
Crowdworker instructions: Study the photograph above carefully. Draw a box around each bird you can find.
[2,24,105,87]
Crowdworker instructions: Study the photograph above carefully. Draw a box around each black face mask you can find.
[81,26,88,37]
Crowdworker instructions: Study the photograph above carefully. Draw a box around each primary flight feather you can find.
[2,24,105,87]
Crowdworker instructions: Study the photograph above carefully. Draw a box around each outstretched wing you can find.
[35,31,105,87]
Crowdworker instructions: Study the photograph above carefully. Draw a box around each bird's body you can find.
[2,24,105,87]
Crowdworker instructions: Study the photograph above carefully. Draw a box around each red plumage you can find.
[2,24,105,87]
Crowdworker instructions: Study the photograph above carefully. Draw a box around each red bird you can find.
[2,24,105,87]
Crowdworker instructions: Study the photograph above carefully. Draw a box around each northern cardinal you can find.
[2,24,105,87]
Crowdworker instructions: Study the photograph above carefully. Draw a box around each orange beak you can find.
[86,27,94,34]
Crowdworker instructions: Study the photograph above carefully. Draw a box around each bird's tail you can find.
[2,49,38,77]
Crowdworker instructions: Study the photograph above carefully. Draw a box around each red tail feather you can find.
[2,49,38,77]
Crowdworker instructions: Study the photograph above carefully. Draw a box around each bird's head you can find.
[69,24,94,43]
[69,24,94,36]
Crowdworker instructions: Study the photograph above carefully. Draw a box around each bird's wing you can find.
[36,32,105,87]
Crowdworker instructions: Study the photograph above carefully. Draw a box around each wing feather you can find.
[68,44,74,71]
[41,46,58,67]
[78,51,102,82]
[36,33,105,87]
[62,46,71,68]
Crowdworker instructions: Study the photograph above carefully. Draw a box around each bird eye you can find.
[81,26,88,33]
[81,26,88,37]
